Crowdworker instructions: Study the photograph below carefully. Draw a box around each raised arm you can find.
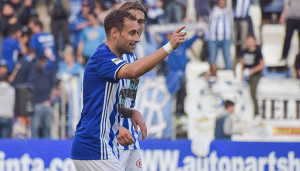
[116,26,187,79]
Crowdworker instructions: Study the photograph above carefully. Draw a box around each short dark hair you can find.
[119,1,148,19]
[104,10,137,35]
[9,24,22,36]
[33,20,43,30]
[224,100,234,109]
[247,34,256,40]
[88,11,98,19]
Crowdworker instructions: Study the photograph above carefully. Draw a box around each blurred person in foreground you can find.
[0,59,15,138]
[214,100,241,140]
[240,35,264,117]
[71,9,186,170]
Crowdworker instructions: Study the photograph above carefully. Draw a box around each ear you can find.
[110,27,120,40]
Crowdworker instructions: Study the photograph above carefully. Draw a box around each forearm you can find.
[77,42,84,56]
[119,107,134,118]
[117,47,168,79]
[251,60,264,75]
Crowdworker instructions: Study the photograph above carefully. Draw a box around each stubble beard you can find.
[116,43,134,55]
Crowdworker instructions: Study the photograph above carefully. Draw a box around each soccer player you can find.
[117,2,148,170]
[71,9,186,170]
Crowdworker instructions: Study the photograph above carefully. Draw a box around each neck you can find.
[105,40,122,58]
[248,45,256,51]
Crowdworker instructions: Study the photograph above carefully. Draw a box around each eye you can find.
[138,19,145,24]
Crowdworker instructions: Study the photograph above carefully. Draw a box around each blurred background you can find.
[0,0,299,170]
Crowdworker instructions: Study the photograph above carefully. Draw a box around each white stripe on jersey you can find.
[99,82,120,159]
[119,54,140,150]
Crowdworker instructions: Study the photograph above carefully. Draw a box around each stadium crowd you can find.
[0,0,299,139]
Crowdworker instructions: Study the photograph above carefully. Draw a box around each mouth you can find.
[129,44,136,48]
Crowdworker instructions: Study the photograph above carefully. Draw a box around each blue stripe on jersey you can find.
[126,54,132,63]
[101,83,113,159]
[130,121,137,149]
[108,99,118,158]
[119,53,140,150]
[123,119,129,150]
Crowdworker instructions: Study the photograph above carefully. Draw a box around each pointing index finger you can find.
[174,26,186,33]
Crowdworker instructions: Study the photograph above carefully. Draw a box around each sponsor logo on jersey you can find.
[111,58,123,65]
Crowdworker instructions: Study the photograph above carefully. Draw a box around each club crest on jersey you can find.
[111,58,123,65]
[136,159,142,168]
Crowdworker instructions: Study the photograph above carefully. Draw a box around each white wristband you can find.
[163,42,174,54]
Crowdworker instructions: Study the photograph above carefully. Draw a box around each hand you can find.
[8,16,18,25]
[169,26,187,50]
[118,126,135,146]
[77,55,84,64]
[279,15,285,24]
[44,48,55,61]
[197,30,203,37]
[131,109,147,140]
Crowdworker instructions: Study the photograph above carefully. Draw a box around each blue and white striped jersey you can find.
[71,43,128,160]
[234,0,252,18]
[208,6,233,41]
[119,53,140,150]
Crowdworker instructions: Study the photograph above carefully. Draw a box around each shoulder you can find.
[93,43,116,59]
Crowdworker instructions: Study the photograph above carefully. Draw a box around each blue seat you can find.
[263,0,284,13]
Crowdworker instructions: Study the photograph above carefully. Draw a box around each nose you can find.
[134,33,140,43]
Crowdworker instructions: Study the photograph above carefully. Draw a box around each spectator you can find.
[57,45,84,138]
[15,0,35,27]
[194,0,210,22]
[279,0,300,65]
[163,0,183,23]
[233,0,254,55]
[164,31,203,118]
[49,0,70,53]
[93,0,112,25]
[8,47,36,85]
[28,55,54,138]
[77,12,106,66]
[0,59,15,138]
[294,53,300,79]
[1,25,27,73]
[29,20,58,69]
[214,100,241,140]
[203,64,218,88]
[69,0,90,50]
[208,0,233,70]
[0,2,20,38]
[240,35,264,116]
[147,0,166,25]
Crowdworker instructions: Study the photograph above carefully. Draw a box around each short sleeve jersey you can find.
[71,43,128,160]
[242,46,263,69]
[1,37,22,73]
[119,54,140,150]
